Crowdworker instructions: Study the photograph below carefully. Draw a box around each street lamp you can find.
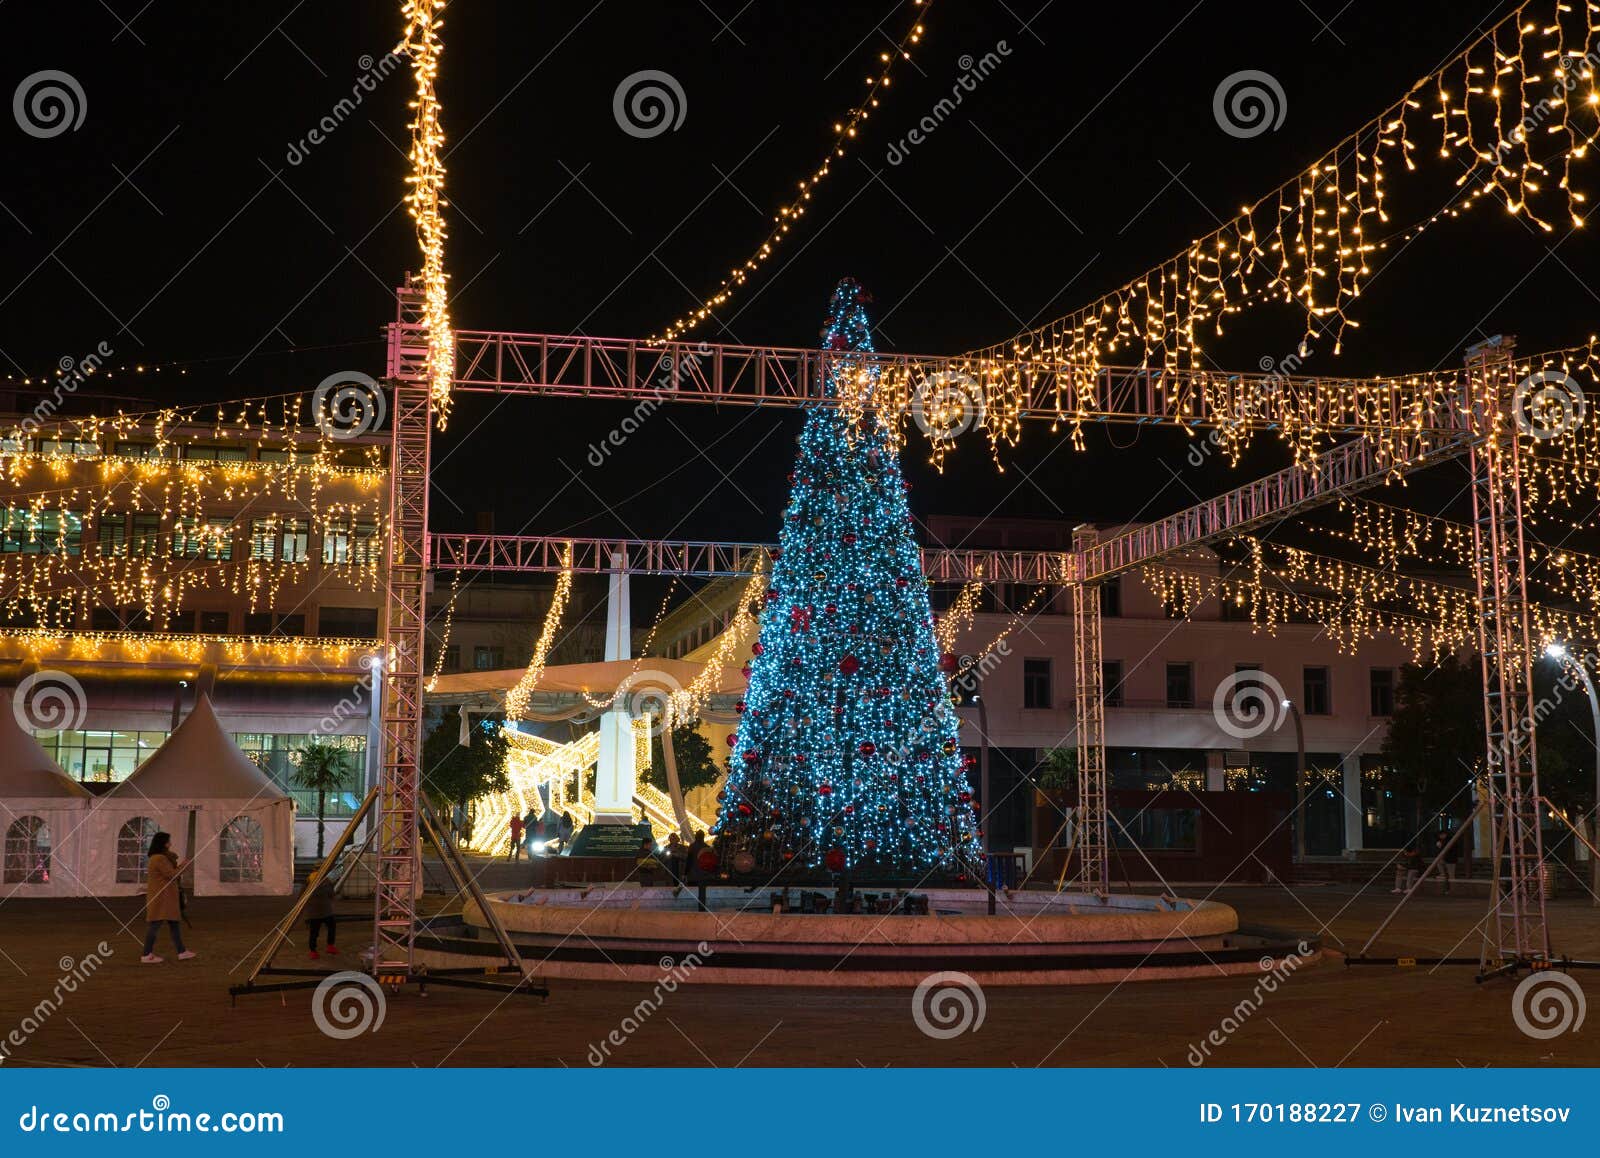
[1545,642,1600,907]
[1283,697,1308,860]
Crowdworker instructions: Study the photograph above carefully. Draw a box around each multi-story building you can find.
[925,515,1418,859]
[0,408,600,856]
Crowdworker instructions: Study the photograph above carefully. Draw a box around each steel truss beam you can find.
[1078,432,1472,581]
[429,533,1073,585]
[416,329,1471,435]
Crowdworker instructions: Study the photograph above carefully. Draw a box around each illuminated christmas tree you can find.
[716,279,980,875]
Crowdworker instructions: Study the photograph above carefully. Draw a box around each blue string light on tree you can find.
[715,278,980,876]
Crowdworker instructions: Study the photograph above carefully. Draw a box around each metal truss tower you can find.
[1464,336,1551,973]
[1071,525,1110,896]
[373,283,434,978]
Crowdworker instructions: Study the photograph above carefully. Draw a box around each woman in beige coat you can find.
[140,832,196,963]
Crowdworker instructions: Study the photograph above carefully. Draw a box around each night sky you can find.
[3,0,1589,554]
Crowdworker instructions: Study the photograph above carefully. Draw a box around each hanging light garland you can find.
[1142,534,1600,661]
[933,577,982,654]
[503,545,576,721]
[967,3,1600,379]
[0,397,388,631]
[423,571,459,692]
[655,1,930,342]
[398,0,456,425]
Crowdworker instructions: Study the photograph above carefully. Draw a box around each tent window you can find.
[116,817,159,883]
[3,816,52,884]
[219,816,264,883]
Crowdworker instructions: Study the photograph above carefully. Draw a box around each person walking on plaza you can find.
[1391,838,1422,895]
[522,808,539,858]
[557,811,575,855]
[141,832,196,963]
[1435,830,1462,895]
[508,813,525,862]
[301,871,339,960]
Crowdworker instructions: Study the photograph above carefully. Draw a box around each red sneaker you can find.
[308,949,320,960]
[324,945,339,956]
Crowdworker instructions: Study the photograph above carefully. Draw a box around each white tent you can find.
[88,695,295,897]
[0,700,90,899]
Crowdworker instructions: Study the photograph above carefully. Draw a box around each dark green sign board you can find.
[568,821,656,859]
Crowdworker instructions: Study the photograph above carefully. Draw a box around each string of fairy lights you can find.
[1142,532,1600,661]
[0,402,387,631]
[654,1,929,342]
[965,1,1600,394]
[422,571,459,693]
[503,546,576,721]
[398,0,456,426]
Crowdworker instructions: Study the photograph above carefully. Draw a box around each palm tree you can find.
[295,741,352,860]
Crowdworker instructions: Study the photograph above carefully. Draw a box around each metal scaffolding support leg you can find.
[1072,525,1109,897]
[374,285,433,979]
[1465,337,1552,975]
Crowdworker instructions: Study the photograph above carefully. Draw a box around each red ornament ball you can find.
[697,849,720,874]
[751,642,764,656]
[939,653,959,673]
[818,782,834,796]
[726,733,737,747]
[737,802,753,816]
[839,655,861,676]
[858,741,876,756]
[735,700,747,714]
[823,847,847,873]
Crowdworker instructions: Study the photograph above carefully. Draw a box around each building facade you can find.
[924,516,1418,858]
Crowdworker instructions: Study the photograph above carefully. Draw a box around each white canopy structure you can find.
[0,702,89,899]
[87,695,295,897]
